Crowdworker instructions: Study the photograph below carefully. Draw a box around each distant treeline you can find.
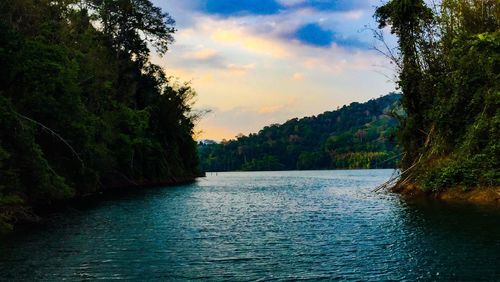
[199,94,401,171]
[0,0,199,232]
[375,0,499,191]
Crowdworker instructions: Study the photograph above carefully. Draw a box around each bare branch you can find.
[14,112,85,167]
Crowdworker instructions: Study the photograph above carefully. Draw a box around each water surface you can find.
[1,170,499,280]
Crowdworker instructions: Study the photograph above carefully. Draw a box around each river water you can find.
[0,170,499,280]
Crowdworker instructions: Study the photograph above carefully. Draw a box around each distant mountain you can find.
[198,93,402,171]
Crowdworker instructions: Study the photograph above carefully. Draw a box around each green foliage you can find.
[242,156,285,171]
[419,153,499,192]
[199,94,401,171]
[420,161,477,192]
[0,0,199,231]
[375,0,436,168]
[88,0,176,60]
[331,152,392,170]
[376,0,499,191]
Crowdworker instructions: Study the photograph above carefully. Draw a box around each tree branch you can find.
[14,112,85,168]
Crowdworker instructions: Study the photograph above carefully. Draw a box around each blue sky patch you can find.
[200,0,283,16]
[293,23,370,49]
[292,0,367,12]
[293,23,334,47]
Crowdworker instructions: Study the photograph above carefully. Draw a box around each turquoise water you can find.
[1,170,499,280]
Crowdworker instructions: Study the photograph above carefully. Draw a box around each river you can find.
[0,170,499,280]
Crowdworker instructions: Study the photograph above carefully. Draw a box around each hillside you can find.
[0,0,200,233]
[199,94,401,171]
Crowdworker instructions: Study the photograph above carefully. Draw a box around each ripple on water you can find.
[1,170,499,281]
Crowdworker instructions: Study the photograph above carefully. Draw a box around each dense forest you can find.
[375,0,499,192]
[0,0,200,233]
[199,94,401,171]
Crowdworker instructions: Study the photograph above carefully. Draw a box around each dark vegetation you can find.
[199,94,401,171]
[375,0,499,192]
[0,0,200,233]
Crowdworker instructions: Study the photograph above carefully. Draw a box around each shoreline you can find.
[392,183,500,206]
[1,175,204,236]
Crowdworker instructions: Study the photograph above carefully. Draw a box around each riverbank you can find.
[0,175,204,235]
[393,183,500,206]
[38,175,202,211]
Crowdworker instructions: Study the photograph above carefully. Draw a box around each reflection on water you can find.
[0,170,499,280]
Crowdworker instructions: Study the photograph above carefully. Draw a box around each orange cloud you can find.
[151,14,396,141]
[258,105,284,113]
[188,48,218,60]
[259,97,298,114]
[292,72,304,80]
[212,28,290,58]
[227,63,256,75]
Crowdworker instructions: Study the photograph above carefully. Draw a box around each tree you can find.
[375,0,435,169]
[87,0,175,61]
[375,0,499,191]
[0,0,200,232]
[198,94,401,172]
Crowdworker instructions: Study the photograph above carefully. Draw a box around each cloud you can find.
[259,105,284,113]
[188,47,218,60]
[211,25,290,58]
[175,0,372,18]
[342,10,364,20]
[177,45,227,69]
[258,98,298,113]
[152,0,398,140]
[276,0,306,6]
[159,0,377,50]
[227,63,256,75]
[292,72,305,80]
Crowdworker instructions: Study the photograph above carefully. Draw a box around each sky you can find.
[151,0,397,141]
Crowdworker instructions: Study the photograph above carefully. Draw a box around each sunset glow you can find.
[152,0,397,140]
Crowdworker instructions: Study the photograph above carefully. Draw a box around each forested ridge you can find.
[375,0,499,192]
[0,0,200,233]
[199,94,401,172]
